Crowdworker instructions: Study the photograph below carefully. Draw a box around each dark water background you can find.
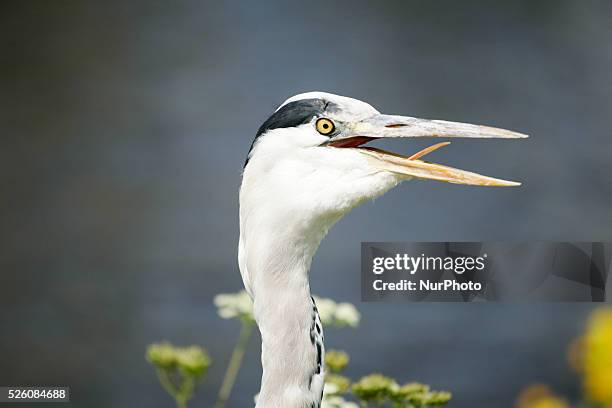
[1,1,611,407]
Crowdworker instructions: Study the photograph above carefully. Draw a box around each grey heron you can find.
[238,92,526,407]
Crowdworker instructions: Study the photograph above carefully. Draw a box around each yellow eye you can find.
[315,118,335,135]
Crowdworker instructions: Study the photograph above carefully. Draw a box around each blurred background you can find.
[1,1,611,407]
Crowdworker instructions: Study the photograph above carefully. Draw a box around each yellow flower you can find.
[325,374,351,395]
[175,345,211,377]
[529,399,569,408]
[516,384,568,408]
[352,373,399,403]
[146,342,211,378]
[582,307,612,407]
[325,349,350,373]
[146,342,177,369]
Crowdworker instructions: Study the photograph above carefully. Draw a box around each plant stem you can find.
[156,370,177,398]
[176,372,194,408]
[156,369,183,408]
[215,320,254,408]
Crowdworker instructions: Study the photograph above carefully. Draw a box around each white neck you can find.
[238,128,404,407]
[239,202,335,407]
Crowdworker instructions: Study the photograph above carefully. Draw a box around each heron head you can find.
[241,92,526,220]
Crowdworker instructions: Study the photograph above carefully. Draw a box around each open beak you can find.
[325,114,528,186]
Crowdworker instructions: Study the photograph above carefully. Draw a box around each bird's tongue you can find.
[359,141,450,160]
[406,142,451,160]
[357,141,521,187]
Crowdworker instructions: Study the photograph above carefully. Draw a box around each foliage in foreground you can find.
[146,290,451,407]
[145,294,612,408]
[146,342,211,408]
[328,359,451,408]
[517,307,612,408]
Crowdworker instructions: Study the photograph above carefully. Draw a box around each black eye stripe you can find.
[257,99,326,137]
[245,98,338,166]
